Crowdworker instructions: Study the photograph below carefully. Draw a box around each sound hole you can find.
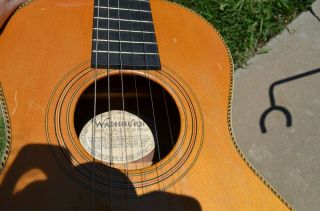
[74,74,181,170]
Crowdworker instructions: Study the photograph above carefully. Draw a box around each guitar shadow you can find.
[0,144,201,211]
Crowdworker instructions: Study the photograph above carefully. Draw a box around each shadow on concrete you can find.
[260,67,320,133]
[0,144,201,210]
[308,6,320,22]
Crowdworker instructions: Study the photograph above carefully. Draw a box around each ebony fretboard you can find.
[91,0,161,70]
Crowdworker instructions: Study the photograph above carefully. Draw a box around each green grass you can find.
[169,0,314,68]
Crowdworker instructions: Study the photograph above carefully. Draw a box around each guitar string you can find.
[138,1,158,210]
[106,0,114,209]
[137,0,169,208]
[116,0,131,209]
[125,0,144,204]
[126,1,149,210]
[146,1,178,197]
[133,72,149,210]
[93,0,102,210]
[122,0,138,209]
[158,72,179,195]
[98,0,170,209]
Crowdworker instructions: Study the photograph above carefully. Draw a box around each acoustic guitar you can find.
[0,0,291,210]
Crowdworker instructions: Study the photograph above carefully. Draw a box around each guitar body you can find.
[0,0,289,210]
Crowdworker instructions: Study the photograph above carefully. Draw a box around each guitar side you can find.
[0,0,290,210]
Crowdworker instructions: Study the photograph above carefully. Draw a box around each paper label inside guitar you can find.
[79,110,155,164]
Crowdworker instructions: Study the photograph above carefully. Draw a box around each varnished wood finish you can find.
[0,0,290,210]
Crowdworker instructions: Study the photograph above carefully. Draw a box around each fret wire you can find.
[94,6,151,13]
[93,28,154,34]
[93,39,156,45]
[126,0,149,2]
[92,50,158,55]
[94,17,153,23]
[91,0,160,70]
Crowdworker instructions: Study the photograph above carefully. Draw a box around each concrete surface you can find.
[313,0,320,17]
[232,1,320,210]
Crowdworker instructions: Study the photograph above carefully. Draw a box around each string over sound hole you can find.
[74,74,181,170]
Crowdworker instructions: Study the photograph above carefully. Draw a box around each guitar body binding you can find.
[0,0,291,210]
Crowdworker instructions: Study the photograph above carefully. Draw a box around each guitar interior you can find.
[74,73,181,169]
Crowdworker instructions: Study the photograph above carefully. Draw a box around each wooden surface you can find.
[0,0,290,210]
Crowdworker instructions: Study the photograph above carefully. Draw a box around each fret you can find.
[93,19,155,33]
[93,30,156,43]
[94,7,152,21]
[92,53,160,70]
[95,0,151,11]
[93,28,155,34]
[93,50,158,55]
[93,41,158,53]
[92,0,160,70]
[94,6,151,13]
[93,39,157,45]
[94,17,153,24]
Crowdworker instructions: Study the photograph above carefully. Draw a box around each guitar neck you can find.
[91,0,161,70]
